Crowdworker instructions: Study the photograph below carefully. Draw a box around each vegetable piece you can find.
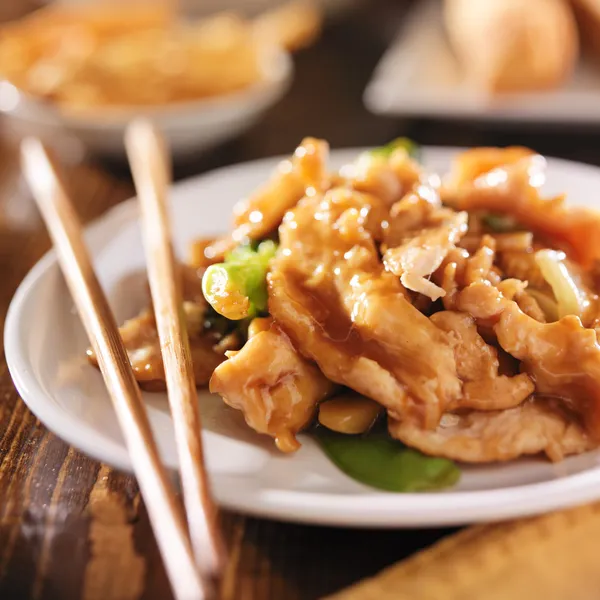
[527,289,559,322]
[315,429,460,492]
[202,240,277,320]
[482,212,519,232]
[247,316,274,338]
[535,249,583,319]
[202,305,235,337]
[318,393,382,434]
[367,137,420,160]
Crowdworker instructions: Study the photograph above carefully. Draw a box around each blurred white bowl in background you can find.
[0,46,293,160]
[46,0,360,19]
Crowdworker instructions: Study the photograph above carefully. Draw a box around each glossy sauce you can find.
[270,189,461,427]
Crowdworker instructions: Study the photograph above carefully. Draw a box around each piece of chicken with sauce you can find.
[436,236,545,322]
[448,280,600,440]
[341,145,423,206]
[431,310,534,412]
[196,137,329,265]
[210,318,334,452]
[268,186,463,429]
[383,185,468,301]
[435,236,499,313]
[444,145,535,189]
[87,264,241,390]
[496,301,600,440]
[444,149,600,268]
[390,398,592,463]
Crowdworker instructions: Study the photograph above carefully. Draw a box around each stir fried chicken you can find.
[390,399,592,463]
[269,187,462,429]
[383,187,468,300]
[87,264,241,390]
[201,137,329,263]
[210,321,334,452]
[442,278,600,440]
[445,146,535,188]
[496,302,600,440]
[445,150,600,268]
[241,143,600,460]
[100,138,600,468]
[342,146,423,206]
[430,311,534,411]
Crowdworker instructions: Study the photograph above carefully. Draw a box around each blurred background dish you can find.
[0,1,320,157]
[444,0,578,94]
[0,51,292,158]
[46,0,360,19]
[365,0,600,123]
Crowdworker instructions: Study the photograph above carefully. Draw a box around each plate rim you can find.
[7,145,600,528]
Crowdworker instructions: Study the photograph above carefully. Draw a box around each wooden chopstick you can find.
[124,120,225,583]
[20,138,208,600]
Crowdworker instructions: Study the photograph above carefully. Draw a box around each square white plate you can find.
[364,0,600,123]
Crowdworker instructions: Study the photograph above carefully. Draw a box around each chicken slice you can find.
[381,183,468,300]
[98,308,239,391]
[269,187,462,428]
[290,135,330,193]
[459,231,533,254]
[340,146,423,206]
[434,236,500,311]
[446,152,600,268]
[268,269,410,419]
[431,311,534,411]
[499,249,547,289]
[390,399,592,463]
[210,323,334,452]
[448,281,600,439]
[383,183,447,248]
[383,208,468,301]
[87,264,239,390]
[202,137,329,262]
[463,234,496,285]
[496,302,600,440]
[445,146,535,189]
[497,278,547,322]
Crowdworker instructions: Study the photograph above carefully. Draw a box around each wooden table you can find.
[3,2,600,599]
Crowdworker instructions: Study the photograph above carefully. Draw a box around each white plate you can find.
[364,0,600,124]
[7,147,600,528]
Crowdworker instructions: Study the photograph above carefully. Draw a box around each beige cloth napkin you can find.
[328,502,600,600]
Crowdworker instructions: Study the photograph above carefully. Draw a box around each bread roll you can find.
[444,0,579,93]
[569,0,600,59]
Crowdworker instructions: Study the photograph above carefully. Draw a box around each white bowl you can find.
[0,47,293,159]
[48,0,361,18]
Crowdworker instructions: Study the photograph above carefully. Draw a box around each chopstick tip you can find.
[20,136,56,198]
[125,117,159,147]
[124,118,171,187]
[20,135,45,162]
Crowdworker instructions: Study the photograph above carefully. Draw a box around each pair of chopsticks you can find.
[21,122,225,600]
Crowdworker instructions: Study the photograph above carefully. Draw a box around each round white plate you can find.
[7,147,600,528]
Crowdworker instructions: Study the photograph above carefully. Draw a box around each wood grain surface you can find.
[3,1,600,599]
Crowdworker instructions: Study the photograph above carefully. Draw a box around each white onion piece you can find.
[535,249,583,319]
[527,289,559,322]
